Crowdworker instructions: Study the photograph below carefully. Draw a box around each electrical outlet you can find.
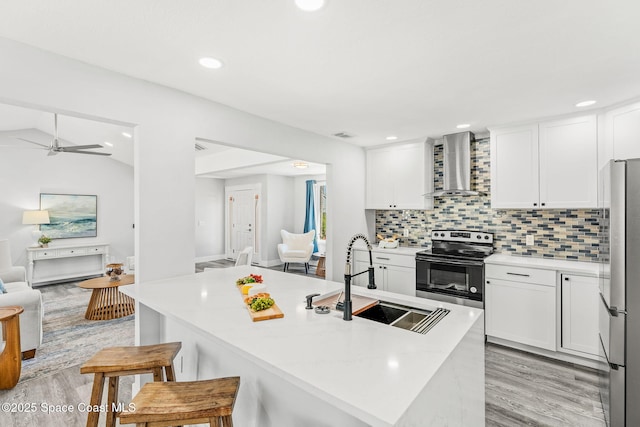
[403,229,409,237]
[526,235,534,246]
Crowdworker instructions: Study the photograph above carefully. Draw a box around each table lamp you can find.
[22,210,50,247]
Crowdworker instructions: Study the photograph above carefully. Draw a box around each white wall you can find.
[265,175,294,265]
[0,144,134,269]
[194,177,225,260]
[0,37,367,283]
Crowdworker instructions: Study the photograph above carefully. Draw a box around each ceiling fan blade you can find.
[59,144,104,150]
[62,150,112,156]
[0,144,46,149]
[17,137,50,148]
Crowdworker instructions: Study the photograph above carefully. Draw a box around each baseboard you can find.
[486,336,600,369]
[195,254,227,263]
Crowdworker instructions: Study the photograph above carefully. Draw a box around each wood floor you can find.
[0,268,605,426]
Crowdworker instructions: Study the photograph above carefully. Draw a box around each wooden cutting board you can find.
[237,285,285,322]
[246,303,284,322]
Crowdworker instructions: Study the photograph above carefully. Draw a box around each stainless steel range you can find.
[416,230,494,308]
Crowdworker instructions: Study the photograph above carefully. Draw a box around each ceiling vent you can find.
[195,143,207,151]
[333,131,355,139]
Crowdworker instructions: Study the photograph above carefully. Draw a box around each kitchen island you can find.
[121,266,484,426]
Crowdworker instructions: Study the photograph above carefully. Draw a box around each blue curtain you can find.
[304,180,318,253]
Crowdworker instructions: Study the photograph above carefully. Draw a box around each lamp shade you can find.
[22,210,50,225]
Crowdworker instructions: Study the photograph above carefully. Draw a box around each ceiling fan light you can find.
[575,100,597,107]
[295,0,325,12]
[199,57,223,69]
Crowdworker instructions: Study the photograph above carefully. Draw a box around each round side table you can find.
[0,305,24,389]
[78,274,135,320]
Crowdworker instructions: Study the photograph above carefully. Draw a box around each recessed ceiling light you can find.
[293,161,309,169]
[121,132,132,138]
[199,57,223,69]
[295,0,325,12]
[575,100,596,107]
[386,136,398,141]
[456,124,471,129]
[104,141,114,147]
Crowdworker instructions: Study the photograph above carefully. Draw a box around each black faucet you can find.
[343,233,376,321]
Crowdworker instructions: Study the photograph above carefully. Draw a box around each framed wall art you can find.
[39,193,98,238]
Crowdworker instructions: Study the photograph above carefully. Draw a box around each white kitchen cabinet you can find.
[366,140,432,210]
[539,115,598,208]
[485,265,557,351]
[605,101,640,160]
[560,274,600,357]
[490,124,539,209]
[353,249,416,296]
[490,114,598,209]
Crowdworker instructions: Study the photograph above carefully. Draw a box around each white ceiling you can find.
[0,1,638,147]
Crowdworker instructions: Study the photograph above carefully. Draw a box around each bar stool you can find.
[80,342,181,427]
[119,376,240,427]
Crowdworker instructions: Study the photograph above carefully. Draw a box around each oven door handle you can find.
[416,256,484,267]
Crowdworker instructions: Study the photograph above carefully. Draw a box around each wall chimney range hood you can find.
[426,131,485,197]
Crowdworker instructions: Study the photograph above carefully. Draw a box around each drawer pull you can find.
[506,272,530,277]
[375,257,391,260]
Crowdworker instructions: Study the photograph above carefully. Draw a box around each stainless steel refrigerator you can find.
[599,158,640,426]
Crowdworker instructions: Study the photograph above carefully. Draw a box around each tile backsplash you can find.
[375,138,600,261]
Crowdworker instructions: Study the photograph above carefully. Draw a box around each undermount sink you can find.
[355,301,449,335]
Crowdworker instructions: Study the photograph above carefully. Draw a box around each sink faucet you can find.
[343,233,376,321]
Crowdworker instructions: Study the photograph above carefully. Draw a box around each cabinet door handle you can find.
[486,280,491,284]
[541,202,546,207]
[533,202,538,207]
[564,277,570,281]
[506,272,530,277]
[376,257,390,260]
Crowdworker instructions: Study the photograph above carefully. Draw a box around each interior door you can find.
[229,189,255,259]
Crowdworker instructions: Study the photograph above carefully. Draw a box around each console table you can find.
[26,243,109,286]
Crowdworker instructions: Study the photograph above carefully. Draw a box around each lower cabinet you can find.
[560,274,600,357]
[353,249,416,296]
[485,277,556,351]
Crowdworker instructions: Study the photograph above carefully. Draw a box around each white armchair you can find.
[0,239,43,359]
[277,230,315,274]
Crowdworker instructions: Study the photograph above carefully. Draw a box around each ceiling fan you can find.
[12,113,111,156]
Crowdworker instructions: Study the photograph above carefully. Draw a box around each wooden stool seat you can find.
[119,376,240,427]
[81,342,181,427]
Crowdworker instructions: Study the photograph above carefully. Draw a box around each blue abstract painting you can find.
[40,193,97,239]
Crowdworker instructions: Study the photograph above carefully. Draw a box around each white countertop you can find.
[122,266,483,426]
[486,253,601,277]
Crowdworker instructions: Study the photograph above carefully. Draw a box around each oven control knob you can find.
[476,235,481,239]
[470,287,478,294]
[484,235,490,240]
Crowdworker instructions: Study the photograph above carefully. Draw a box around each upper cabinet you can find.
[490,114,597,209]
[605,101,640,160]
[366,140,433,210]
[490,124,540,209]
